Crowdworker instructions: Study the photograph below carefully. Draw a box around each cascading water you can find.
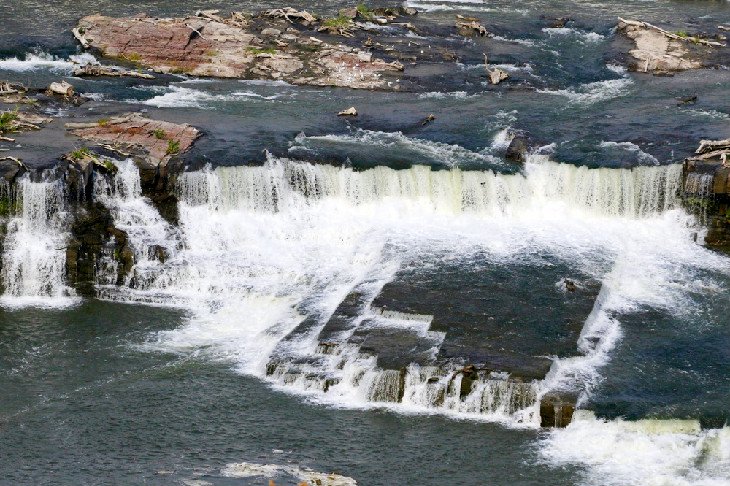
[0,177,76,307]
[92,158,181,298]
[88,153,700,427]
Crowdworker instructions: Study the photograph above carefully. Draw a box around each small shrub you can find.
[69,147,91,161]
[166,139,181,156]
[97,118,110,127]
[323,15,353,29]
[356,3,374,21]
[0,110,19,134]
[152,128,167,140]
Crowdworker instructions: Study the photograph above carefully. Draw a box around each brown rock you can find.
[65,113,199,167]
[74,13,402,89]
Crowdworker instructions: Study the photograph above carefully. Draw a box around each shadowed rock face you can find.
[617,18,726,73]
[74,13,404,89]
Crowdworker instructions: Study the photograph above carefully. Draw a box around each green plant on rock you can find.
[97,118,110,127]
[0,196,14,217]
[152,128,167,140]
[69,147,91,161]
[356,3,375,21]
[676,30,689,38]
[0,110,19,134]
[166,139,181,156]
[323,14,353,29]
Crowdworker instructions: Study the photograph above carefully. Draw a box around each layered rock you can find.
[73,11,404,89]
[66,113,199,223]
[683,139,730,251]
[617,18,726,73]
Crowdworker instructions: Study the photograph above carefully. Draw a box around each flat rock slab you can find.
[371,256,600,380]
[66,113,199,166]
[74,13,403,89]
[617,18,726,72]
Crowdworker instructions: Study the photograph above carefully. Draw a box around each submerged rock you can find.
[456,15,488,37]
[617,17,726,72]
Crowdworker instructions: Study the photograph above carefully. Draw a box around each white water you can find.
[0,178,77,308]
[0,51,96,73]
[542,411,730,486]
[52,152,727,482]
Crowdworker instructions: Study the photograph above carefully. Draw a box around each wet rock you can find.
[489,68,509,85]
[617,17,725,72]
[421,114,436,126]
[547,17,572,29]
[337,107,358,117]
[0,81,29,104]
[505,132,530,163]
[456,15,488,37]
[0,157,26,183]
[74,12,403,90]
[0,110,52,136]
[47,81,74,97]
[677,95,698,105]
[540,392,577,428]
[72,63,155,79]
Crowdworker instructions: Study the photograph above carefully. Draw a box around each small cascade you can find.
[92,158,181,296]
[683,172,715,222]
[178,154,682,218]
[0,177,76,307]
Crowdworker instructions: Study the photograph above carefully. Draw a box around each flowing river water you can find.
[1,1,730,485]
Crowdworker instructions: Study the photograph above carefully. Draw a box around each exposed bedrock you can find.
[617,18,727,73]
[73,10,407,90]
[683,138,730,252]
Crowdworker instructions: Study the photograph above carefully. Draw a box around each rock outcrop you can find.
[73,11,404,89]
[617,18,726,73]
[66,113,200,223]
[683,139,730,251]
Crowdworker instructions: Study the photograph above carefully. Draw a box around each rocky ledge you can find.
[617,17,727,73]
[683,139,730,251]
[73,9,410,89]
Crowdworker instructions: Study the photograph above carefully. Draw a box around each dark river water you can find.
[1,1,730,485]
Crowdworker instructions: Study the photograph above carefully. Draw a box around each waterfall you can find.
[95,154,694,426]
[0,177,76,307]
[178,154,682,218]
[93,158,181,297]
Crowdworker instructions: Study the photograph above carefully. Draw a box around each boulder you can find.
[337,107,358,116]
[456,15,488,37]
[47,81,75,97]
[505,132,530,163]
[540,392,577,427]
[489,68,509,85]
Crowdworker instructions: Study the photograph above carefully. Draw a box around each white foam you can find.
[538,78,633,105]
[0,178,78,309]
[289,129,501,168]
[543,27,606,43]
[599,141,659,165]
[0,51,96,73]
[222,461,357,485]
[140,85,282,108]
[541,412,730,486]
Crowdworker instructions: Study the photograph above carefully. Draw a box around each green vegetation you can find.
[102,159,118,174]
[0,196,14,217]
[166,139,181,156]
[122,52,142,63]
[246,46,278,56]
[97,118,110,127]
[0,110,19,134]
[676,30,688,38]
[69,147,91,161]
[356,3,375,21]
[322,14,353,29]
[152,128,167,140]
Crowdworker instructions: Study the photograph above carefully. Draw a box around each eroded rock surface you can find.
[74,11,404,89]
[617,17,726,72]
